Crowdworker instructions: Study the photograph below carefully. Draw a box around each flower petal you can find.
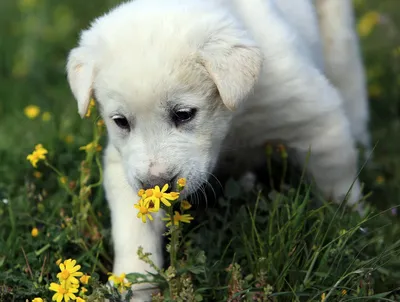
[49,283,60,292]
[160,197,171,207]
[70,264,81,273]
[161,183,169,193]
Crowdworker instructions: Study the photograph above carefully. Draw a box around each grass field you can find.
[1,0,400,301]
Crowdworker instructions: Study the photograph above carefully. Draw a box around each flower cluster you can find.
[134,183,179,222]
[24,105,52,121]
[134,178,193,226]
[27,144,48,168]
[48,259,90,302]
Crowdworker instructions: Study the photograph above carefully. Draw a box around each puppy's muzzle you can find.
[140,175,177,191]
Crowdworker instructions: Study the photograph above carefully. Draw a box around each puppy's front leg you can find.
[103,145,165,301]
[288,110,362,207]
[255,61,362,207]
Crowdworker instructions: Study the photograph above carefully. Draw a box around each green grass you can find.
[1,0,400,301]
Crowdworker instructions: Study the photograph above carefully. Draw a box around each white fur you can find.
[66,0,370,300]
[314,0,371,154]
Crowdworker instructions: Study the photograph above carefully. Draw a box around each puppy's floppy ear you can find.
[199,31,263,111]
[66,47,95,118]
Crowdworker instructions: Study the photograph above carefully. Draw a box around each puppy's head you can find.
[66,0,262,195]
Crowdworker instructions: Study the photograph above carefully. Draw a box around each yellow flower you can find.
[80,287,88,294]
[321,292,326,302]
[32,298,43,302]
[56,258,62,266]
[85,99,96,118]
[108,272,132,293]
[76,297,86,302]
[134,199,157,223]
[357,11,380,37]
[79,275,90,285]
[163,211,194,227]
[145,189,153,197]
[33,171,43,179]
[49,282,79,302]
[137,189,145,197]
[24,105,40,119]
[79,142,102,152]
[31,227,39,237]
[97,119,105,127]
[181,200,192,210]
[27,144,48,168]
[342,289,347,296]
[144,184,179,211]
[59,176,68,185]
[64,135,74,144]
[56,259,83,285]
[177,178,186,189]
[42,111,52,122]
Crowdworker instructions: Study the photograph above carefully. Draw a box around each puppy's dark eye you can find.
[172,108,197,125]
[112,115,130,130]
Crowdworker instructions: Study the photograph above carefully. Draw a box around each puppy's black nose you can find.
[141,175,176,192]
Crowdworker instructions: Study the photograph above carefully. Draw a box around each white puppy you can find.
[66,0,369,300]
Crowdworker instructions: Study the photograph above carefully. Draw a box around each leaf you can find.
[125,272,153,283]
[188,266,205,275]
[196,250,207,265]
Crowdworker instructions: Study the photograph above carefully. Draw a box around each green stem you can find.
[44,161,63,177]
[266,148,275,191]
[44,161,76,197]
[35,243,51,256]
[169,207,177,269]
[280,155,288,191]
[87,154,103,189]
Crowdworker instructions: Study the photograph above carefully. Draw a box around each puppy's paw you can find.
[329,179,366,215]
[342,180,362,207]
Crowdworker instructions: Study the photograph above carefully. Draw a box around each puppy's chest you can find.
[216,139,287,178]
[225,104,275,149]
